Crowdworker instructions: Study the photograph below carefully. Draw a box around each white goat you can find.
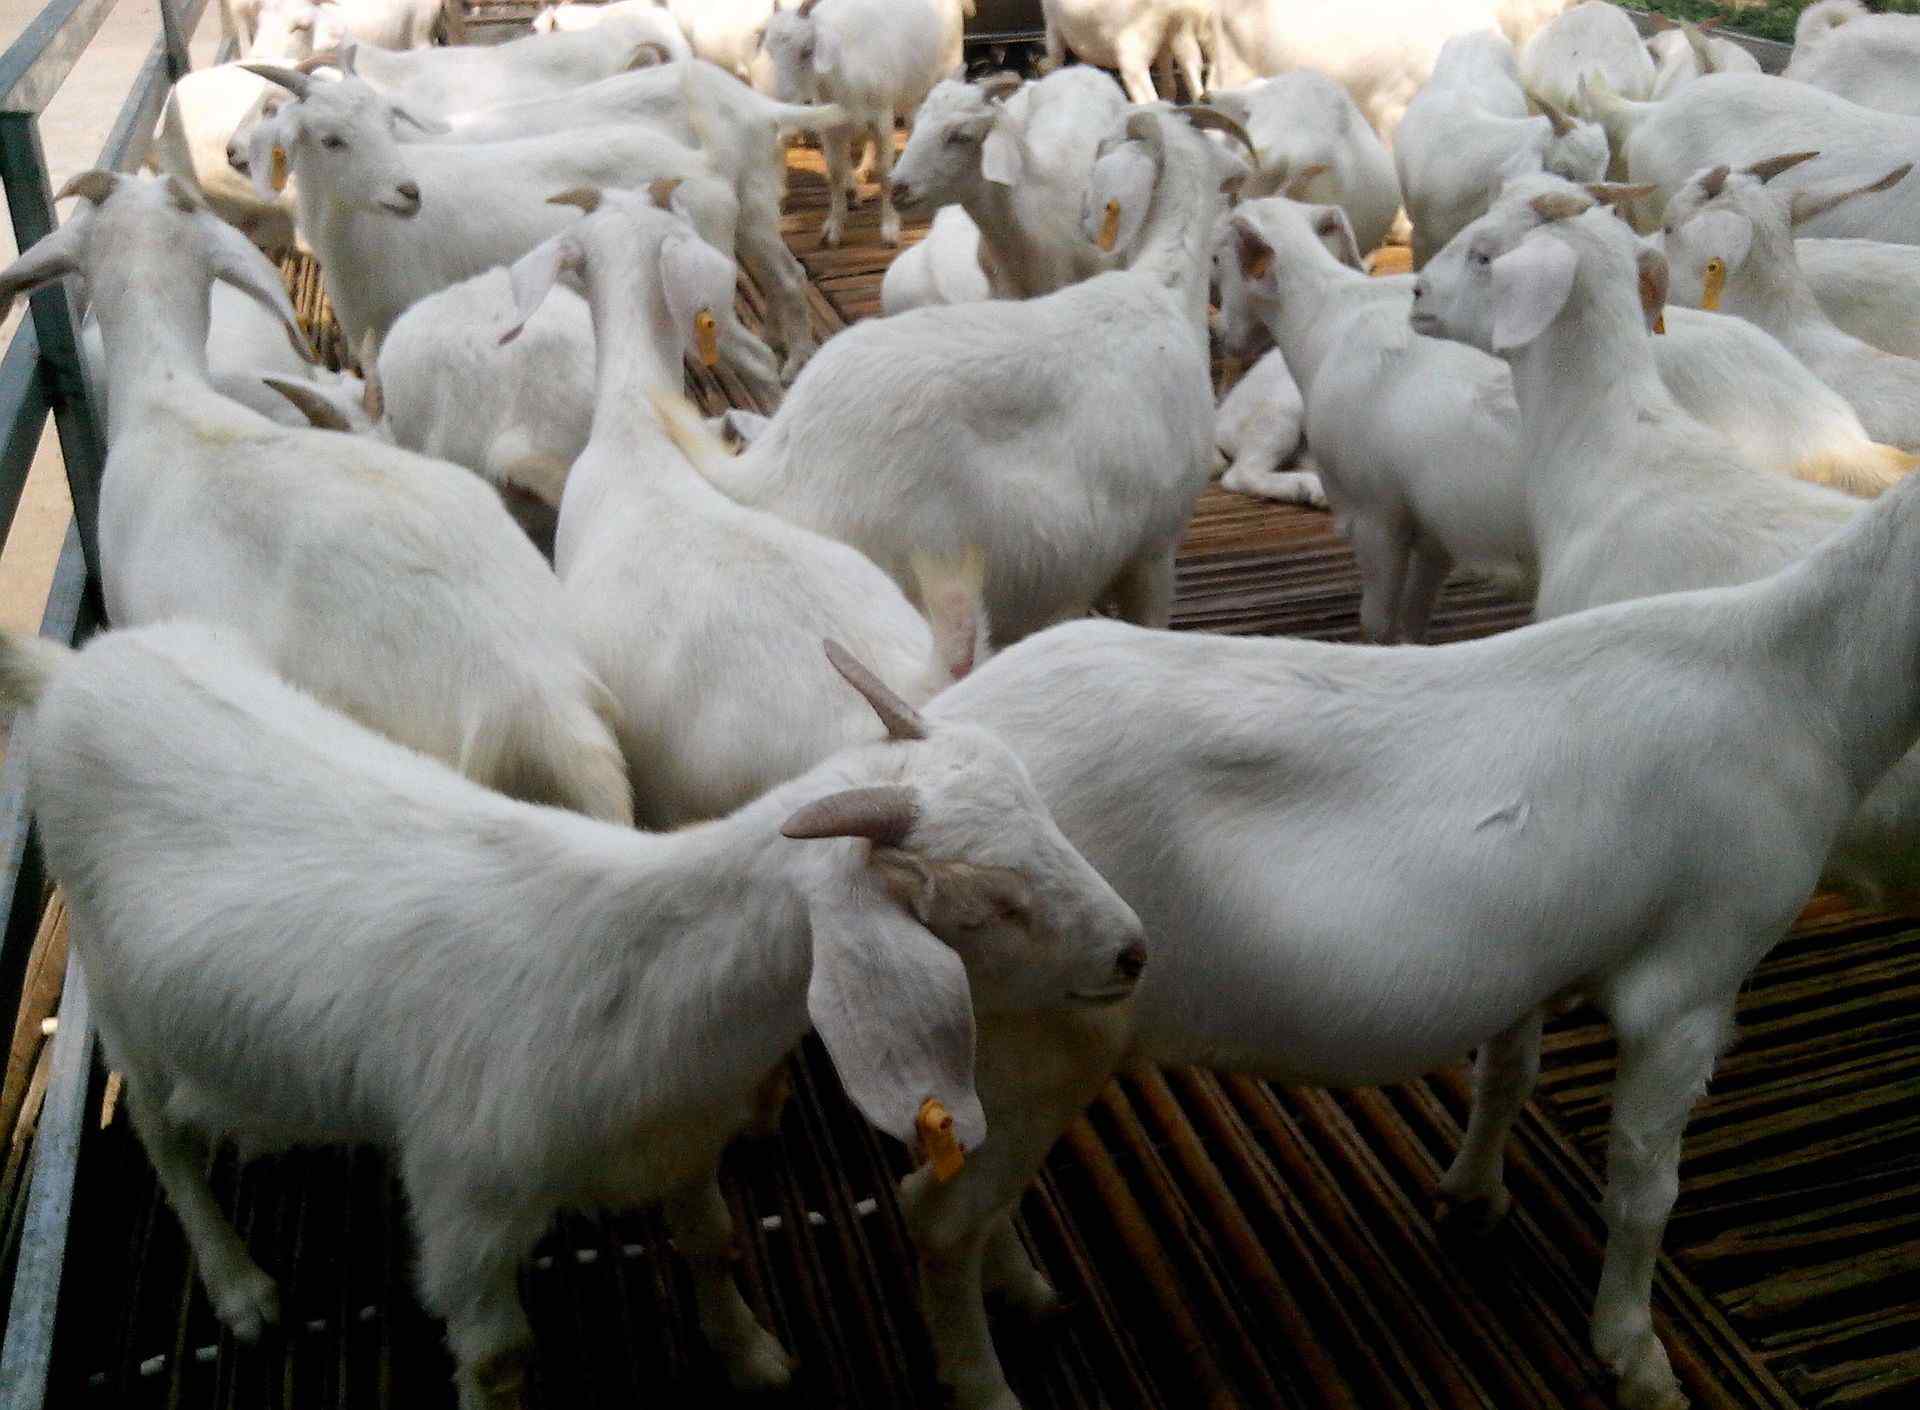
[1206,0,1577,141]
[1214,349,1326,507]
[692,108,1228,645]
[1645,16,1758,99]
[760,0,951,247]
[3,616,1145,1410]
[1516,0,1654,111]
[252,0,438,53]
[1220,185,1910,637]
[530,0,692,56]
[1797,236,1920,357]
[889,67,1129,301]
[151,61,310,255]
[1584,72,1920,240]
[244,64,784,400]
[1395,29,1608,267]
[919,463,1920,1410]
[880,204,992,314]
[1660,156,1920,452]
[504,185,988,823]
[318,24,670,113]
[3,171,632,823]
[1037,0,1215,103]
[1207,68,1404,255]
[1786,0,1920,117]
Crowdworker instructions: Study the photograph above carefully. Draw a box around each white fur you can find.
[321,20,673,113]
[529,0,692,56]
[1662,161,1920,451]
[1415,174,1920,908]
[1396,29,1608,267]
[922,470,1920,1407]
[1207,0,1577,141]
[1785,1,1920,117]
[1214,349,1325,508]
[2,173,632,824]
[1645,20,1759,100]
[1208,68,1404,255]
[1517,1,1654,112]
[881,204,992,315]
[760,0,952,248]
[1584,72,1920,241]
[889,67,1129,302]
[250,0,437,55]
[150,63,305,256]
[3,615,1143,1410]
[693,109,1226,645]
[1036,0,1216,103]
[248,68,784,399]
[511,188,990,823]
[1796,237,1920,358]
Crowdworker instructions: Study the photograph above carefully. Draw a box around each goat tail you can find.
[1795,443,1920,500]
[460,676,634,825]
[910,546,991,693]
[0,632,71,713]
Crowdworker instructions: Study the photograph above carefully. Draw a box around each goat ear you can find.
[980,120,1024,186]
[804,875,985,1155]
[500,232,581,346]
[0,214,91,326]
[1635,243,1670,333]
[204,215,314,363]
[1685,208,1753,277]
[1313,207,1363,271]
[247,111,294,202]
[1489,233,1579,352]
[1231,218,1275,286]
[658,233,735,367]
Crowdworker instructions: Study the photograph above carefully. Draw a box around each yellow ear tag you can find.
[270,146,289,193]
[1702,257,1726,312]
[917,1097,965,1182]
[694,309,719,367]
[1096,199,1121,252]
[1652,312,1666,335]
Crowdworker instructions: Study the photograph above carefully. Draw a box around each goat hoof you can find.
[822,223,845,250]
[212,1264,281,1342]
[1431,1185,1511,1235]
[723,1329,796,1392]
[880,218,902,248]
[1608,1331,1686,1410]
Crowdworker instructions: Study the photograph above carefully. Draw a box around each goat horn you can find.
[1179,105,1258,165]
[293,50,337,74]
[1583,181,1656,208]
[780,785,918,846]
[976,71,1022,102]
[797,0,823,15]
[242,63,314,99]
[1525,89,1575,137]
[647,176,684,209]
[56,170,121,206]
[1282,162,1330,202]
[1699,164,1731,199]
[1529,190,1592,223]
[548,187,603,213]
[823,639,928,742]
[1745,151,1819,184]
[626,40,671,69]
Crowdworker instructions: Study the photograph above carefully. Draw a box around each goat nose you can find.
[1115,941,1148,983]
[396,180,421,203]
[889,181,909,205]
[1411,280,1426,302]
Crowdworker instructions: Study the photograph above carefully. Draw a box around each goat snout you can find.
[888,180,911,208]
[1116,941,1148,982]
[227,141,249,175]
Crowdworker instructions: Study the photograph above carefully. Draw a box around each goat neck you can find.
[90,241,221,439]
[1126,120,1218,330]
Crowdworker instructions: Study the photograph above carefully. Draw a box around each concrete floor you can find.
[0,0,221,636]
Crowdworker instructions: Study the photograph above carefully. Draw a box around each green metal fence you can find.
[0,2,209,1406]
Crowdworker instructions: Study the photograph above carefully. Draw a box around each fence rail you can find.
[0,1,209,1405]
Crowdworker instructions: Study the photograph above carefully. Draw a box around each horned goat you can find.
[3,616,1145,1410]
[919,461,1920,1410]
[1660,155,1920,451]
[889,67,1129,302]
[244,64,784,400]
[503,184,989,823]
[2,171,632,823]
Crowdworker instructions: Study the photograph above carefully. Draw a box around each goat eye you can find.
[946,131,973,146]
[1470,249,1491,269]
[321,134,347,151]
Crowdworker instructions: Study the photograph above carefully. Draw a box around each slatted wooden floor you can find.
[28,141,1920,1410]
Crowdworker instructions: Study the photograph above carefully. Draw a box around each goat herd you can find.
[3,0,1919,1406]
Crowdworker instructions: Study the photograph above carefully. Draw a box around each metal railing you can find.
[0,1,208,1405]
